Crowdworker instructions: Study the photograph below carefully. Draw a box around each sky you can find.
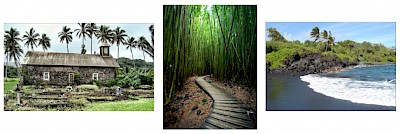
[4,23,153,62]
[265,22,396,48]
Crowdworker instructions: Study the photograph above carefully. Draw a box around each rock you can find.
[272,51,358,74]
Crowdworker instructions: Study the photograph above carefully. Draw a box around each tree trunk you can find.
[82,36,85,54]
[67,43,69,53]
[91,34,93,55]
[143,51,146,68]
[130,48,136,67]
[5,60,7,81]
[117,44,120,58]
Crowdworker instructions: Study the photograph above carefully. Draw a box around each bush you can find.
[21,67,31,85]
[73,71,81,85]
[4,66,18,78]
[89,79,102,87]
[116,72,141,88]
[139,70,154,85]
[106,79,118,87]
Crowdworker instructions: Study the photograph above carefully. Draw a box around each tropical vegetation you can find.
[164,5,257,103]
[4,23,155,111]
[266,27,396,69]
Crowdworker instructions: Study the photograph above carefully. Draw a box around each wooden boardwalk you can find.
[196,76,255,129]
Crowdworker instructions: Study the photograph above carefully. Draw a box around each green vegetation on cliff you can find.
[266,27,396,69]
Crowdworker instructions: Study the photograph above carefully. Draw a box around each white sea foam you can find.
[300,74,396,106]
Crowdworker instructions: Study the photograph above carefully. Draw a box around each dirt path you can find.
[163,76,213,128]
[196,76,256,129]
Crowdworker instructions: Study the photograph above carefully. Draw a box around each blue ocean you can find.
[300,64,396,106]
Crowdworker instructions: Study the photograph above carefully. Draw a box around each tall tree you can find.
[321,30,329,51]
[96,25,113,44]
[125,36,138,67]
[149,24,154,46]
[310,27,320,42]
[86,23,97,54]
[22,27,40,51]
[58,26,73,53]
[75,23,89,54]
[147,25,154,59]
[328,31,335,51]
[138,36,150,63]
[113,26,128,58]
[4,27,24,80]
[38,33,51,52]
[267,27,287,42]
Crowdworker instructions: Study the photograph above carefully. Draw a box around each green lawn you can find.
[84,98,154,111]
[4,78,19,94]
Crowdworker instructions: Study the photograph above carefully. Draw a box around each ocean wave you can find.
[300,74,395,106]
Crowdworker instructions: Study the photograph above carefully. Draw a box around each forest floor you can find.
[204,76,257,118]
[163,76,213,128]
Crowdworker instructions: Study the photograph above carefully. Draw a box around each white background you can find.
[0,0,399,134]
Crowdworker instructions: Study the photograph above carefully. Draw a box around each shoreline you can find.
[266,72,395,111]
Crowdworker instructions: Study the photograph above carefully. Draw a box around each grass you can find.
[84,98,154,111]
[76,84,99,91]
[4,78,19,94]
[4,81,154,111]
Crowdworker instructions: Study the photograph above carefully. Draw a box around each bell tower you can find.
[99,43,110,56]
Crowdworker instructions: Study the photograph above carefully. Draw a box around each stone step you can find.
[201,122,219,129]
[214,105,247,113]
[210,113,254,128]
[205,117,243,129]
[212,109,251,121]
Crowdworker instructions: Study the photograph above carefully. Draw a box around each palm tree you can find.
[22,27,40,51]
[75,23,90,54]
[321,30,329,51]
[86,23,97,54]
[267,27,287,42]
[58,26,73,53]
[38,33,51,52]
[125,36,138,67]
[328,31,335,52]
[310,27,320,42]
[138,36,151,63]
[96,25,113,44]
[4,27,24,80]
[113,27,128,58]
[149,24,154,46]
[147,25,154,60]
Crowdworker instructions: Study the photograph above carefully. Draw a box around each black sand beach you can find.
[266,73,396,111]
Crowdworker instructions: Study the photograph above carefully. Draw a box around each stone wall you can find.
[25,65,116,85]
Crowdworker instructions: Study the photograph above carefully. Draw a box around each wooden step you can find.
[205,117,243,129]
[214,103,243,108]
[214,100,242,104]
[212,109,251,121]
[214,105,247,113]
[196,76,255,129]
[201,122,219,129]
[212,97,238,101]
[211,95,235,99]
[209,113,254,128]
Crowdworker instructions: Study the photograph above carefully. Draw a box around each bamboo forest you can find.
[164,5,257,129]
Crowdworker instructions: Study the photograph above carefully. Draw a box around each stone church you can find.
[21,43,120,85]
